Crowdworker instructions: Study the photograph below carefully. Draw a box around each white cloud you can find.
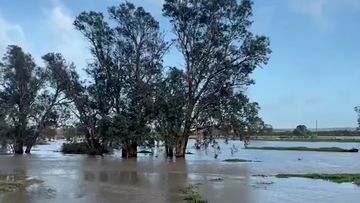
[289,0,330,28]
[0,14,26,54]
[289,0,360,29]
[46,2,90,73]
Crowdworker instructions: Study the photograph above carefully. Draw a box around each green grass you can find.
[0,173,43,193]
[223,159,252,162]
[251,138,360,143]
[276,174,360,186]
[182,185,207,203]
[245,146,358,153]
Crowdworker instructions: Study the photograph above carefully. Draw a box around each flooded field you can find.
[0,140,359,203]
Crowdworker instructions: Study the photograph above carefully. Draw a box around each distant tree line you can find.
[0,0,270,157]
[260,124,360,138]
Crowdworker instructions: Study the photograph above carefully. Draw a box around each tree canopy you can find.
[0,1,270,157]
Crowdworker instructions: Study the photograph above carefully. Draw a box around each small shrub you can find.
[182,185,207,203]
[61,142,111,154]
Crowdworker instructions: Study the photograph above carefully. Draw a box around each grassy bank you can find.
[251,138,360,143]
[245,146,358,152]
[276,174,360,186]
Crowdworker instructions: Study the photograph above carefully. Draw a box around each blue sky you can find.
[1,0,360,129]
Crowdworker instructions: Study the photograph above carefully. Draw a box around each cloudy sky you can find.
[1,0,360,129]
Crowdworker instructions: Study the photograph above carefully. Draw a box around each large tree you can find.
[41,53,106,154]
[162,0,271,157]
[154,68,187,157]
[0,45,45,154]
[74,2,168,157]
[24,53,72,153]
[0,46,71,154]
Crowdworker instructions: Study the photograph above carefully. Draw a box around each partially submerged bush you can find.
[182,185,207,203]
[61,142,111,155]
[0,173,42,193]
[61,142,89,154]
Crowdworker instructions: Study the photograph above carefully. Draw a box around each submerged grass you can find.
[0,173,43,193]
[223,159,252,162]
[182,185,207,203]
[246,146,358,153]
[276,174,360,186]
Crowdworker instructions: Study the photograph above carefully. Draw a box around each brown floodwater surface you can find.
[0,139,360,203]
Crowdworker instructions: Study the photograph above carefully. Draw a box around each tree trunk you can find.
[25,143,33,154]
[175,136,188,158]
[25,136,37,154]
[165,144,174,158]
[88,138,104,155]
[122,143,137,158]
[164,139,174,158]
[14,139,24,154]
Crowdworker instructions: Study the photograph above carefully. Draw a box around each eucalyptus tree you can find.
[24,53,73,153]
[0,45,45,154]
[0,46,74,154]
[162,0,271,157]
[74,2,168,157]
[40,53,107,154]
[154,68,187,157]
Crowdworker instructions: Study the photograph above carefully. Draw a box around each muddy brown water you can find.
[0,140,360,203]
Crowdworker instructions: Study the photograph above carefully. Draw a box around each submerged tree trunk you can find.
[83,128,105,155]
[25,132,39,154]
[165,144,174,158]
[88,138,104,155]
[164,139,174,158]
[175,136,188,158]
[122,142,137,158]
[14,139,24,154]
[25,139,35,154]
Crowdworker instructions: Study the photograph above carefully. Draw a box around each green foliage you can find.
[161,0,270,156]
[61,142,89,154]
[0,47,74,153]
[182,185,208,203]
[72,2,168,155]
[293,125,311,137]
[0,0,269,157]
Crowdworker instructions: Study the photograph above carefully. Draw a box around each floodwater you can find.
[0,140,359,203]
